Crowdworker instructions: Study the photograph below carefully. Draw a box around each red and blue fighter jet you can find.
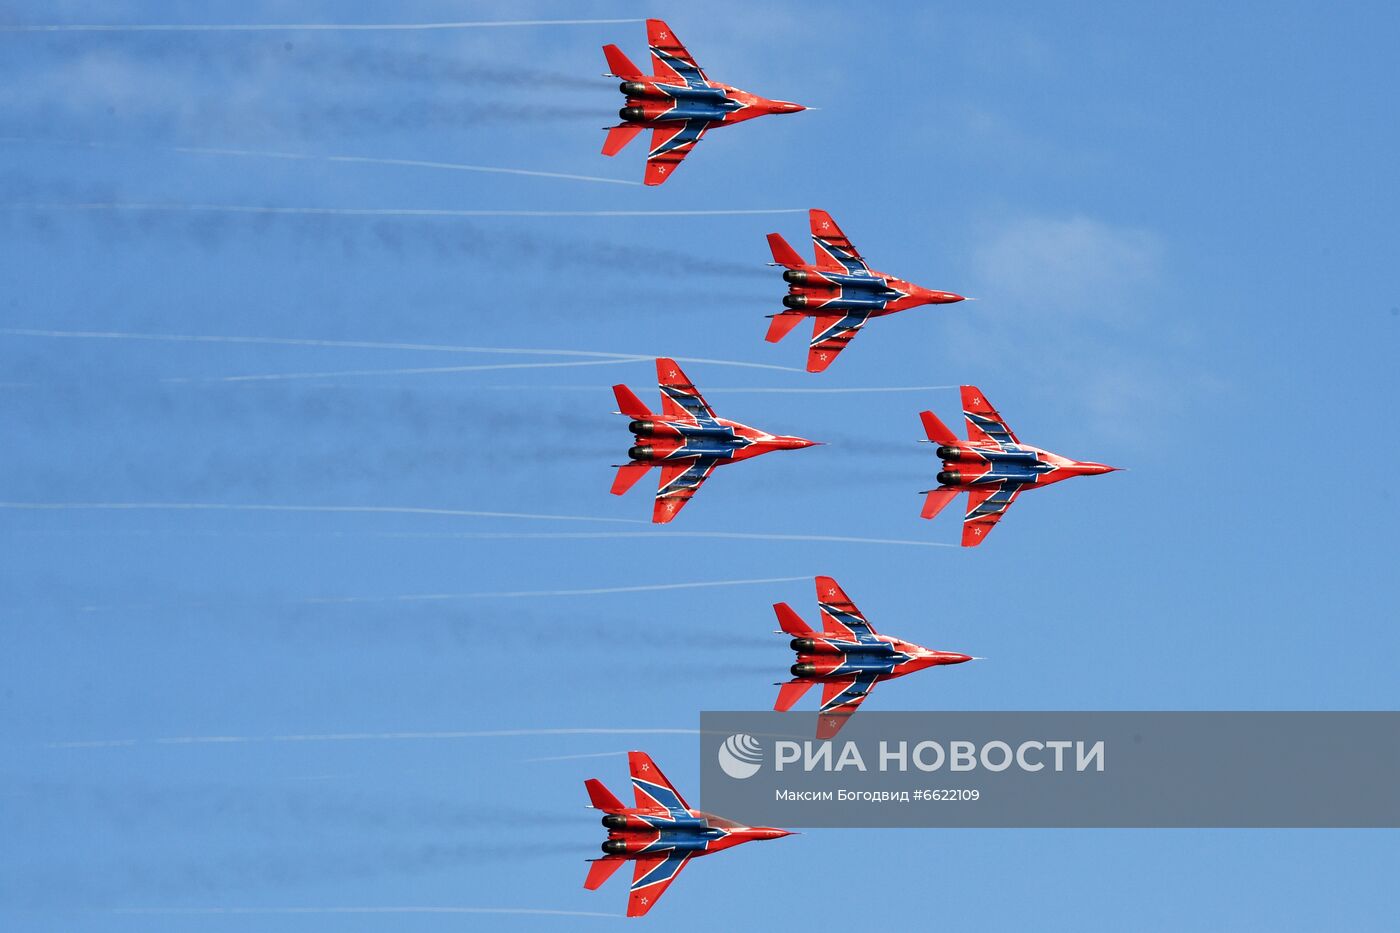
[774,576,976,739]
[584,751,793,917]
[920,385,1120,546]
[766,209,967,372]
[611,358,818,523]
[601,19,805,185]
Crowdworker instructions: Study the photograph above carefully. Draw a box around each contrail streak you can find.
[6,203,804,218]
[300,576,808,605]
[2,19,644,32]
[497,384,959,394]
[49,728,699,750]
[379,531,954,548]
[0,329,802,374]
[112,907,622,918]
[523,751,629,763]
[173,146,643,186]
[0,139,641,186]
[169,359,637,383]
[0,502,645,525]
[0,328,646,359]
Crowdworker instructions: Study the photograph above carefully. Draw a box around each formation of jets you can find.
[601,19,805,185]
[610,358,818,523]
[918,386,1119,547]
[767,209,967,372]
[585,752,792,917]
[578,19,1126,917]
[775,576,976,738]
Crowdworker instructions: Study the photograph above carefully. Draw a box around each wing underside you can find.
[815,575,877,637]
[816,671,879,738]
[807,311,873,372]
[962,482,1024,546]
[653,457,718,523]
[809,209,872,275]
[647,19,707,88]
[628,851,692,917]
[961,385,1019,448]
[656,357,716,424]
[645,119,709,185]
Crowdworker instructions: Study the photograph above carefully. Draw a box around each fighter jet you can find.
[611,358,818,523]
[601,19,805,185]
[774,575,975,739]
[585,751,793,917]
[919,385,1120,546]
[765,209,967,372]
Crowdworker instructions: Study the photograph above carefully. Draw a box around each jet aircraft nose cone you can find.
[753,827,793,839]
[944,653,975,665]
[779,436,821,450]
[773,101,806,113]
[1078,462,1119,475]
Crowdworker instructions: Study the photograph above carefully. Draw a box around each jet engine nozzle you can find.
[628,445,655,461]
[601,814,628,829]
[789,637,817,653]
[618,106,645,122]
[601,839,631,855]
[619,81,650,96]
[936,470,964,486]
[791,662,817,677]
[782,269,809,285]
[782,294,809,309]
[627,420,656,436]
[935,445,967,461]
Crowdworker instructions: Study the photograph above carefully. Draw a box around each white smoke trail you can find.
[301,575,809,605]
[2,19,644,32]
[498,384,958,394]
[0,328,645,359]
[0,502,645,525]
[378,531,955,548]
[112,907,623,918]
[170,359,639,383]
[49,727,699,750]
[0,329,802,374]
[523,750,629,763]
[172,146,643,187]
[0,139,642,187]
[5,203,804,218]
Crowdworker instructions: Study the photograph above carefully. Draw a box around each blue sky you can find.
[1,1,1397,929]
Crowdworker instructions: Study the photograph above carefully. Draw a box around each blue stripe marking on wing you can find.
[810,310,875,348]
[966,410,1018,450]
[967,483,1021,521]
[650,48,707,89]
[819,671,880,713]
[659,383,718,426]
[649,118,708,157]
[813,237,872,276]
[656,457,717,499]
[633,777,687,813]
[818,600,875,636]
[632,850,689,890]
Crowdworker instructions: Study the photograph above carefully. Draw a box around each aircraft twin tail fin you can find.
[585,777,626,813]
[919,410,958,446]
[766,232,806,268]
[602,124,644,157]
[613,384,652,419]
[603,44,644,80]
[772,602,812,636]
[765,311,806,343]
[585,856,627,891]
[775,679,815,712]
